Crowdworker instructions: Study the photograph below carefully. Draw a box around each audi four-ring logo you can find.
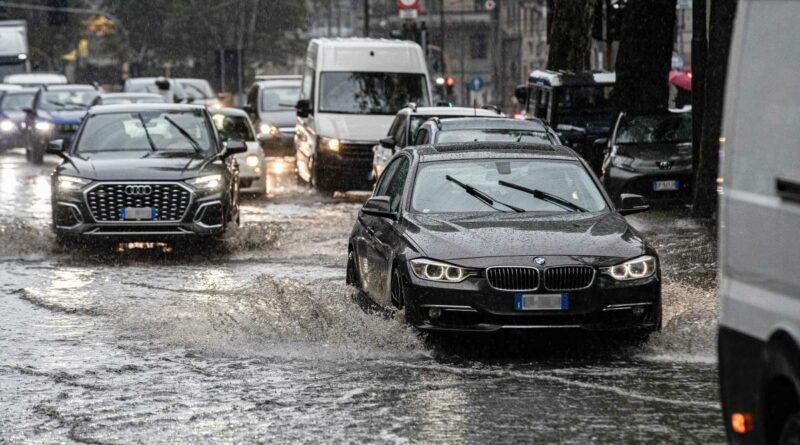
[125,185,152,196]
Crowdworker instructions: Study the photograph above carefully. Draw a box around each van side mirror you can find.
[514,84,529,104]
[46,139,65,155]
[379,137,396,149]
[223,139,247,156]
[618,194,649,216]
[296,99,312,118]
[361,196,396,220]
[242,104,255,115]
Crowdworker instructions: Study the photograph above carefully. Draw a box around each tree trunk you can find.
[692,0,738,219]
[614,0,677,112]
[546,0,593,71]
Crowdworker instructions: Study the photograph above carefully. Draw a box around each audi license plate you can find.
[121,207,156,220]
[652,180,680,191]
[514,293,568,311]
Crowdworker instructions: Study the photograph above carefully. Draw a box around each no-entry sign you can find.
[397,0,420,19]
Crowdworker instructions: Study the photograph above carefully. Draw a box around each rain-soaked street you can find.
[0,149,723,444]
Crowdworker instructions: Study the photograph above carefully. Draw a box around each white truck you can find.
[0,21,29,80]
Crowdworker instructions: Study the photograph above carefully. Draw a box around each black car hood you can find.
[60,151,222,181]
[258,111,295,128]
[404,211,644,261]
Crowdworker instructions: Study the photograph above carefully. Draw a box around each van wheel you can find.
[780,412,800,445]
[30,141,44,165]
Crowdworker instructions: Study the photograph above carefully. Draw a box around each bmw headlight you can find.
[319,136,340,152]
[259,123,279,137]
[0,119,15,132]
[187,174,222,190]
[245,155,260,167]
[602,255,657,281]
[57,175,91,191]
[410,258,474,283]
[35,120,54,132]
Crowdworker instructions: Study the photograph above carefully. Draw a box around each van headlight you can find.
[187,174,222,190]
[245,155,260,167]
[57,175,91,191]
[602,255,657,281]
[259,123,278,137]
[319,136,340,152]
[410,258,474,283]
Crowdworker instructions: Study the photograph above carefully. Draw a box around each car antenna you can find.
[473,99,477,117]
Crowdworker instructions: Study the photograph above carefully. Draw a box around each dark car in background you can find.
[601,109,693,205]
[90,92,166,106]
[413,117,560,146]
[244,77,300,156]
[177,78,221,107]
[124,77,188,103]
[24,84,101,164]
[348,142,660,334]
[371,104,503,181]
[0,87,35,150]
[48,104,246,243]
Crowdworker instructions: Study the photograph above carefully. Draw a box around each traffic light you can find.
[445,76,455,96]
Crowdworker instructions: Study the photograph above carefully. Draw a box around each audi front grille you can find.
[485,267,540,291]
[543,266,595,291]
[85,183,192,222]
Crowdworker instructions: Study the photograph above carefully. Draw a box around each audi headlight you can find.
[602,255,657,281]
[0,119,15,132]
[319,136,340,152]
[187,174,222,190]
[410,258,474,283]
[57,175,91,191]
[259,123,278,137]
[245,155,260,167]
[35,120,54,132]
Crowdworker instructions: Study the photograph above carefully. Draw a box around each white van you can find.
[294,38,431,192]
[719,1,800,443]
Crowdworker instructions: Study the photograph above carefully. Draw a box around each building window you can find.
[470,33,488,59]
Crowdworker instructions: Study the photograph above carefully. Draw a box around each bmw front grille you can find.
[85,182,192,222]
[486,265,595,292]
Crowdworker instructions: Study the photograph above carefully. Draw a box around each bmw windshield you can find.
[319,72,429,115]
[411,158,607,214]
[75,110,215,154]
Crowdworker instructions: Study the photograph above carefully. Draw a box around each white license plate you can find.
[514,293,568,311]
[121,207,156,220]
[652,180,680,191]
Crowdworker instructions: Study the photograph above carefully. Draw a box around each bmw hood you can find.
[39,109,88,125]
[315,113,394,142]
[404,211,645,263]
[59,152,223,181]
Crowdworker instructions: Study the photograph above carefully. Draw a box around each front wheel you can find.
[346,250,360,288]
[392,267,422,326]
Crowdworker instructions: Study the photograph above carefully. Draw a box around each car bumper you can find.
[316,144,374,189]
[52,185,228,238]
[404,268,661,332]
[260,133,295,156]
[604,167,694,204]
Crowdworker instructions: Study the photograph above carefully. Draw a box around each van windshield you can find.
[319,72,429,115]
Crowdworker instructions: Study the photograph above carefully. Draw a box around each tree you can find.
[546,0,594,71]
[614,0,676,112]
[692,1,738,218]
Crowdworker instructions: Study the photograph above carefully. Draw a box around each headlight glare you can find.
[57,175,91,191]
[410,258,472,283]
[187,174,222,190]
[35,120,53,132]
[0,119,15,132]
[603,255,657,281]
[245,155,260,167]
[320,136,340,152]
[259,123,278,137]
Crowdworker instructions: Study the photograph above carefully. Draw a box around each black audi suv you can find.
[348,142,660,335]
[48,104,246,243]
[601,109,693,205]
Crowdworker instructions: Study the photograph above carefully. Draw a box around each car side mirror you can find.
[22,106,34,114]
[46,139,65,155]
[379,137,396,150]
[361,196,396,220]
[296,99,312,118]
[594,137,608,148]
[242,104,254,115]
[618,193,650,216]
[223,139,247,156]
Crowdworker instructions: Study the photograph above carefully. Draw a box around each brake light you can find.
[731,412,753,434]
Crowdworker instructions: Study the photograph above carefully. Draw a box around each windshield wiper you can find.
[163,116,201,153]
[498,180,587,213]
[445,175,524,213]
[137,113,157,152]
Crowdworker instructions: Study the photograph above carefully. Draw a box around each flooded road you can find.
[0,149,724,443]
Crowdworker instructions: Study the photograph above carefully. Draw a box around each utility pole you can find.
[440,0,445,75]
[691,0,706,177]
[363,0,369,36]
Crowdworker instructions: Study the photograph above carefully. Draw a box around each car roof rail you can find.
[481,104,502,114]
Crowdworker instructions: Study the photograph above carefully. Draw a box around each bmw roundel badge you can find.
[533,257,546,266]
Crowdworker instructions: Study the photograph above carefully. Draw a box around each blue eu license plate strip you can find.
[514,293,569,311]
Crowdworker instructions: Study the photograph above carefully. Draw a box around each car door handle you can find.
[776,178,800,204]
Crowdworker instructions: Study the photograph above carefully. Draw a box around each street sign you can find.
[485,0,496,11]
[468,77,484,92]
[397,0,420,19]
